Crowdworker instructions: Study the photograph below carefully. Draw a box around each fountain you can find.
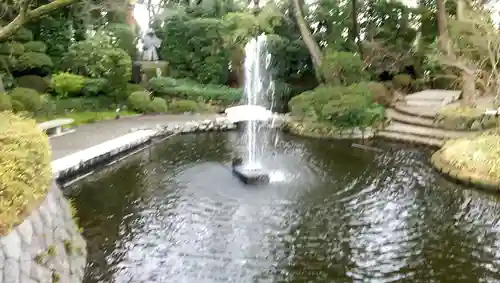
[227,34,275,185]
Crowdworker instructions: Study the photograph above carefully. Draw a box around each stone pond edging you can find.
[430,149,500,192]
[0,182,86,283]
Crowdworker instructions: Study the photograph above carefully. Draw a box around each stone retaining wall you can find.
[433,114,498,131]
[0,183,86,283]
[431,150,500,191]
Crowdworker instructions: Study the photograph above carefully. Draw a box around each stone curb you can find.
[430,150,500,192]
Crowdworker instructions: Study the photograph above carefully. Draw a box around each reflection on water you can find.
[67,132,500,283]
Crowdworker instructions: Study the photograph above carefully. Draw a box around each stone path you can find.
[49,114,218,160]
[377,90,495,147]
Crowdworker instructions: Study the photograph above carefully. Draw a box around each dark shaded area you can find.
[68,132,500,283]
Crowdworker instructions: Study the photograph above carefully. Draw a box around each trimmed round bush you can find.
[0,41,25,56]
[0,112,51,234]
[23,41,48,53]
[128,91,151,113]
[9,87,42,113]
[365,81,394,106]
[147,97,168,113]
[12,27,34,42]
[15,52,53,72]
[392,74,413,91]
[51,72,86,97]
[168,99,200,113]
[16,75,50,93]
[0,92,12,111]
[321,50,369,86]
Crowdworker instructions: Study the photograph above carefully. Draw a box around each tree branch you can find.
[0,0,76,41]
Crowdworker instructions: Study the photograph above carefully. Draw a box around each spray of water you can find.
[242,34,274,170]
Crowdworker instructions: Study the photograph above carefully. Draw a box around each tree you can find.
[291,0,323,82]
[0,0,77,42]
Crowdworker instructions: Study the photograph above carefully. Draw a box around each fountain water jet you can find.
[228,34,276,184]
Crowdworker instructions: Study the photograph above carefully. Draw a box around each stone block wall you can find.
[0,183,86,283]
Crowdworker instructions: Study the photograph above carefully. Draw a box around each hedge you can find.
[0,112,51,234]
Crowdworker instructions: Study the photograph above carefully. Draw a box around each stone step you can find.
[405,90,461,102]
[394,102,439,119]
[376,131,444,147]
[384,122,476,139]
[386,109,435,127]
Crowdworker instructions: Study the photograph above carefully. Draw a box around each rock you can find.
[470,120,482,130]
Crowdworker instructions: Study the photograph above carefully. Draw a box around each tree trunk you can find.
[461,71,475,107]
[436,0,448,52]
[231,48,245,87]
[350,0,363,58]
[0,0,75,41]
[291,0,323,82]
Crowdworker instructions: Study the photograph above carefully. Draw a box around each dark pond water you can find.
[67,132,500,283]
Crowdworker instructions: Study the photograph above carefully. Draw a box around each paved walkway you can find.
[49,114,218,160]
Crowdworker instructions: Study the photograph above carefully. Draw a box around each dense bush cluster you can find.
[0,112,51,235]
[289,82,386,129]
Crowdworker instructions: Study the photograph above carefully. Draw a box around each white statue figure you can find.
[142,29,161,61]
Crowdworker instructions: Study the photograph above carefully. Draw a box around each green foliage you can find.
[51,73,86,97]
[0,92,12,111]
[392,74,413,91]
[81,78,109,97]
[0,112,51,234]
[63,35,132,103]
[12,28,34,42]
[127,91,151,113]
[289,83,384,129]
[16,75,49,93]
[321,50,369,86]
[9,87,42,113]
[23,41,48,53]
[147,97,168,113]
[158,17,229,84]
[168,99,200,113]
[15,52,53,72]
[365,81,394,106]
[148,77,242,106]
[0,42,25,56]
[99,24,137,58]
[39,97,116,116]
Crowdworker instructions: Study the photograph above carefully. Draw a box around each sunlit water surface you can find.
[67,132,500,283]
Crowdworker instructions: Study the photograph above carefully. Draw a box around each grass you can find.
[440,132,500,181]
[37,110,138,126]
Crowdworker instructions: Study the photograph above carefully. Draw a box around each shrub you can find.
[12,27,34,42]
[289,83,384,129]
[365,81,394,106]
[16,75,50,93]
[81,78,109,97]
[128,91,151,112]
[23,41,48,53]
[63,35,132,103]
[51,72,86,97]
[0,92,12,111]
[15,52,53,72]
[0,112,51,234]
[9,87,42,113]
[147,97,168,113]
[148,77,242,105]
[321,50,369,86]
[392,74,413,91]
[98,23,137,58]
[126,83,146,96]
[0,41,25,56]
[168,99,200,113]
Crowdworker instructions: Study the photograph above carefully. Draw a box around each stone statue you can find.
[142,29,161,61]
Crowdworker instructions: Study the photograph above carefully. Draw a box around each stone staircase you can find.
[376,90,480,147]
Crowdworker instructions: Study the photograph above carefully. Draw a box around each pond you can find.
[66,132,500,283]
